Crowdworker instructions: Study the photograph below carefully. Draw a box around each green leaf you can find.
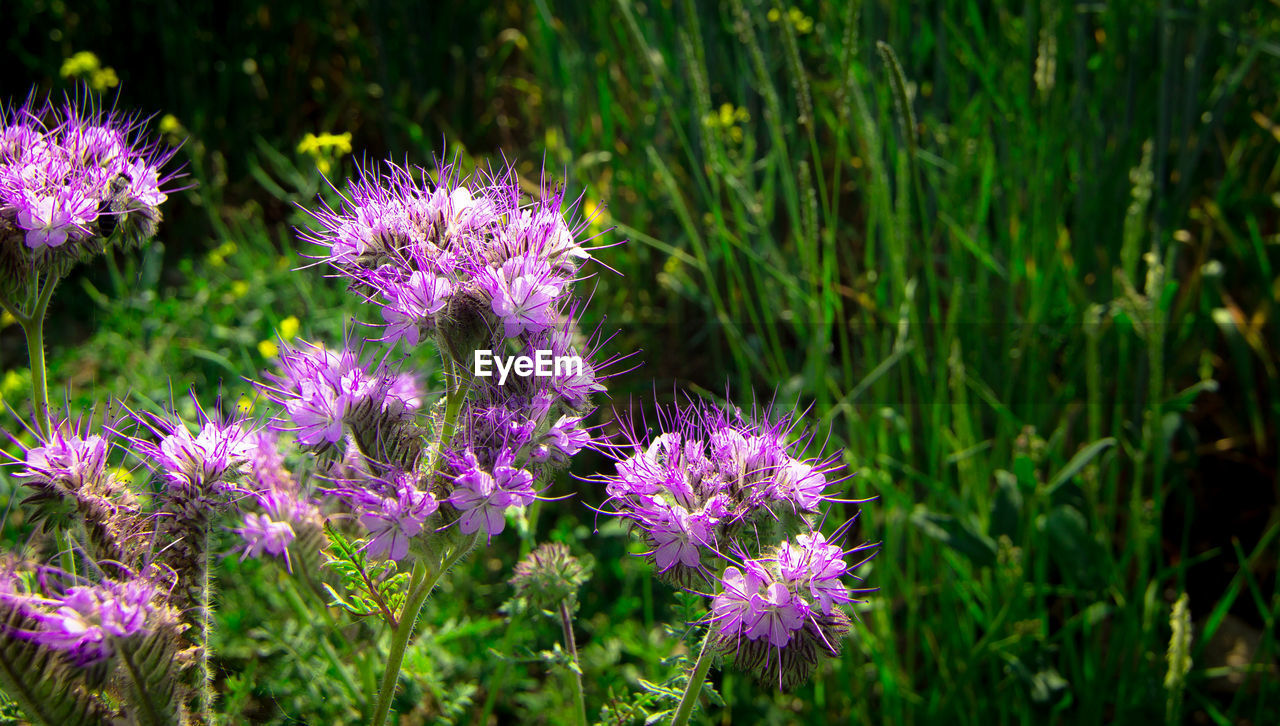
[1041,506,1107,590]
[911,506,997,568]
[1046,437,1115,495]
[989,470,1023,540]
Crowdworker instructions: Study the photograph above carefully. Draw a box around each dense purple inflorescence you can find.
[594,395,876,688]
[255,157,615,558]
[0,92,180,294]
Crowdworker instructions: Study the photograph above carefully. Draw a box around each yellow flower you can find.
[59,51,120,92]
[230,280,250,299]
[258,340,279,358]
[297,132,353,156]
[159,114,183,135]
[279,315,300,341]
[111,466,134,485]
[236,394,255,414]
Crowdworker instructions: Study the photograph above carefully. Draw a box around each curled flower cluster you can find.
[0,92,179,293]
[598,400,844,584]
[261,158,615,558]
[301,160,595,356]
[595,397,875,688]
[259,340,423,459]
[3,576,160,666]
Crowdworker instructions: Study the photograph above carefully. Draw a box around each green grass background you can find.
[1,0,1277,723]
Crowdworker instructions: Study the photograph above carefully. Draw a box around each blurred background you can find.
[1,0,1278,723]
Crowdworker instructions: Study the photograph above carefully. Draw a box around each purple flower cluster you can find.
[12,420,111,493]
[258,340,421,450]
[232,432,324,569]
[710,532,866,649]
[1,576,158,666]
[595,395,876,688]
[597,399,844,584]
[130,406,254,495]
[0,91,178,292]
[301,160,595,350]
[256,157,615,559]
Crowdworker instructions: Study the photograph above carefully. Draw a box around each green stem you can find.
[671,628,716,726]
[437,360,467,461]
[370,534,478,726]
[196,527,213,726]
[13,275,58,438]
[558,601,588,726]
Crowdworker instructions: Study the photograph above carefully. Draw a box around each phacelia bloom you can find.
[258,340,418,452]
[708,535,874,690]
[0,90,180,290]
[21,578,156,666]
[12,422,110,493]
[234,512,296,563]
[130,404,254,494]
[298,157,598,358]
[595,397,847,585]
[447,448,537,541]
[328,471,439,561]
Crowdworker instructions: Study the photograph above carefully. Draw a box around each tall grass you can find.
[525,0,1279,722]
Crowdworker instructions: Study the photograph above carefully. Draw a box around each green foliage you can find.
[321,522,411,626]
[1,0,1277,722]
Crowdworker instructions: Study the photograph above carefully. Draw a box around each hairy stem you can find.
[558,601,588,726]
[195,526,212,725]
[671,628,716,726]
[370,534,478,726]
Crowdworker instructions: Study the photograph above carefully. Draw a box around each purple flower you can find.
[745,581,806,648]
[131,405,254,494]
[533,415,591,463]
[12,422,110,492]
[479,255,564,339]
[380,270,452,345]
[260,340,411,448]
[340,473,439,560]
[447,449,535,541]
[22,579,155,666]
[234,512,296,562]
[16,184,97,248]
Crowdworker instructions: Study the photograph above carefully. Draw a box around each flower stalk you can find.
[672,628,716,726]
[370,533,478,726]
[558,600,588,726]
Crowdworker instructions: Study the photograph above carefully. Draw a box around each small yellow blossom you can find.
[279,315,300,341]
[111,467,134,485]
[159,114,183,134]
[298,132,353,174]
[258,340,279,358]
[60,51,120,92]
[236,394,255,414]
[208,241,237,268]
[230,280,250,299]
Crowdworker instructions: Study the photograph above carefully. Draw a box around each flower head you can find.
[18,578,157,667]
